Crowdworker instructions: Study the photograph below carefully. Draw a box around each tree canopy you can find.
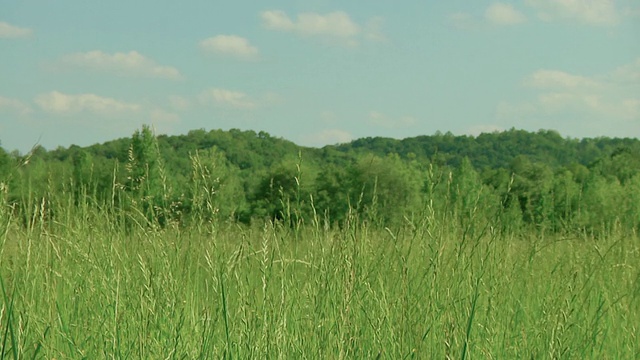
[1,127,639,234]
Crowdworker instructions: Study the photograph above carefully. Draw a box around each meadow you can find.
[1,129,640,358]
[1,188,638,358]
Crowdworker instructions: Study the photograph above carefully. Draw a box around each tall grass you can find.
[0,159,638,358]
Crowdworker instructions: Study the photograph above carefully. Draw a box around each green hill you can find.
[1,127,639,232]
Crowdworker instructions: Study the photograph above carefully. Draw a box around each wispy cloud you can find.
[525,0,620,25]
[35,91,141,114]
[524,70,600,89]
[198,88,283,109]
[454,1,623,29]
[468,124,505,136]
[61,50,183,80]
[32,92,181,134]
[199,88,255,109]
[364,16,387,42]
[149,109,180,125]
[168,95,191,111]
[0,21,32,38]
[485,3,527,25]
[261,10,384,46]
[0,96,32,115]
[199,35,259,59]
[448,12,477,30]
[300,129,353,147]
[262,10,359,37]
[369,111,417,128]
[498,58,640,128]
[611,58,640,84]
[450,3,526,29]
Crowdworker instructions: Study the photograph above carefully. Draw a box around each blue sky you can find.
[1,0,639,153]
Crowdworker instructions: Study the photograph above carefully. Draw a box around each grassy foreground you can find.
[0,204,639,359]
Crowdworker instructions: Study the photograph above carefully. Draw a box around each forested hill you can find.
[1,127,639,232]
[9,127,638,171]
[334,129,640,169]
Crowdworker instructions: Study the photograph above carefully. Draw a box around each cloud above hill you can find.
[525,0,620,25]
[300,129,353,147]
[199,88,256,109]
[261,10,385,46]
[0,96,32,115]
[61,51,183,80]
[35,91,141,114]
[485,3,527,25]
[199,35,259,59]
[497,58,640,134]
[0,21,32,38]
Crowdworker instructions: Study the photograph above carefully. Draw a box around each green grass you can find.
[0,201,638,358]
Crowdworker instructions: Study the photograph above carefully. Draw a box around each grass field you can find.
[1,196,638,359]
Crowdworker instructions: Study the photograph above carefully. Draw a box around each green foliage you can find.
[348,153,422,226]
[591,145,640,184]
[187,147,244,226]
[71,147,93,203]
[124,125,169,227]
[509,155,554,228]
[248,153,315,226]
[1,128,640,357]
[1,127,639,233]
[313,164,352,225]
[0,144,9,178]
[0,196,638,357]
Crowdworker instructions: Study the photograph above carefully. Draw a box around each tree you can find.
[348,153,422,226]
[187,147,244,225]
[0,142,10,180]
[126,125,167,226]
[71,146,94,204]
[313,164,352,225]
[509,155,554,227]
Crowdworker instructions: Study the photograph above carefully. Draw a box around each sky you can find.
[1,0,639,153]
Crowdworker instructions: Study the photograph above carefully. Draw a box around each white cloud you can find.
[525,0,619,25]
[261,10,382,46]
[537,92,580,109]
[524,70,600,89]
[485,3,527,25]
[262,10,359,37]
[450,4,525,30]
[496,101,538,119]
[260,92,285,107]
[0,96,32,115]
[369,111,417,128]
[611,57,640,84]
[261,10,294,30]
[61,51,183,80]
[35,91,141,114]
[300,129,353,146]
[199,88,255,109]
[150,109,180,124]
[364,16,388,42]
[145,109,181,134]
[168,95,191,111]
[319,111,338,124]
[620,98,640,119]
[0,21,32,38]
[199,35,259,59]
[499,59,640,130]
[468,124,505,136]
[533,92,640,120]
[448,12,477,30]
[198,89,282,109]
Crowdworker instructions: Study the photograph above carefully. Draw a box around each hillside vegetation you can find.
[0,127,639,357]
[1,126,639,233]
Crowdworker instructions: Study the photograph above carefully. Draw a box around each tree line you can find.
[1,126,639,235]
